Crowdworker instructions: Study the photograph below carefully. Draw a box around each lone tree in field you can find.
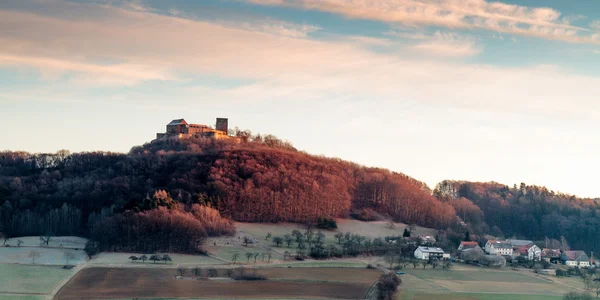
[243,236,251,247]
[140,255,148,263]
[161,254,172,264]
[245,252,253,263]
[265,232,272,240]
[39,235,51,246]
[253,252,260,262]
[177,265,187,277]
[272,236,283,247]
[64,251,76,265]
[284,234,293,247]
[149,254,161,263]
[17,239,23,247]
[387,221,395,229]
[232,253,239,264]
[28,251,41,264]
[384,254,395,270]
[403,228,411,237]
[128,255,138,263]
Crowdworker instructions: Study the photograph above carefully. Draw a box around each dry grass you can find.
[55,267,378,300]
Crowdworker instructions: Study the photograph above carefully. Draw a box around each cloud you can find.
[245,0,600,44]
[591,20,600,31]
[1,0,600,122]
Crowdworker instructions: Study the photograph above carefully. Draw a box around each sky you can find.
[1,0,600,198]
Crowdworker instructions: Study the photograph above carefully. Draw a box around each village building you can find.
[485,240,513,256]
[458,241,485,262]
[542,248,562,263]
[561,251,591,267]
[414,246,446,260]
[514,244,542,261]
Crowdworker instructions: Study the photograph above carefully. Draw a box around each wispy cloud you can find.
[246,0,600,44]
[411,32,482,57]
[1,0,600,121]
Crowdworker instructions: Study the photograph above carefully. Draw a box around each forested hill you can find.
[0,134,456,239]
[434,181,600,253]
[2,133,599,254]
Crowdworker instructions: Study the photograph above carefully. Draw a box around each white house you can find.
[414,246,446,260]
[514,244,542,261]
[485,240,513,256]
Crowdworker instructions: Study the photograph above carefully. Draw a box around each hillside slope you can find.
[0,135,456,238]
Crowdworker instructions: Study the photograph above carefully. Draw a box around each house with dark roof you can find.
[458,242,485,262]
[542,248,561,263]
[561,251,590,267]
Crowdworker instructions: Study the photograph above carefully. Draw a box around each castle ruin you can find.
[156,118,231,140]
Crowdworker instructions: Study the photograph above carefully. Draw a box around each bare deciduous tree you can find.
[64,251,76,265]
[232,253,239,264]
[28,250,41,264]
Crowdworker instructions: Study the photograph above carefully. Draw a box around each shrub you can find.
[350,208,382,221]
[232,274,267,281]
[316,217,337,230]
[377,273,401,300]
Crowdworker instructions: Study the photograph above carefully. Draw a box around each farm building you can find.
[414,246,446,260]
[561,251,590,267]
[542,248,561,263]
[514,244,542,261]
[485,240,513,256]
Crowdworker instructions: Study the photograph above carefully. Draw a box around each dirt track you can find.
[55,267,378,299]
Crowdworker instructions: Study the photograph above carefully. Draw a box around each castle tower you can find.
[216,118,228,133]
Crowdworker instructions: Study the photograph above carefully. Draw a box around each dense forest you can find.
[434,181,600,253]
[0,130,599,253]
[0,133,455,251]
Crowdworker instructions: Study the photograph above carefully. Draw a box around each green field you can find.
[403,268,548,284]
[0,295,48,300]
[0,264,72,294]
[399,291,564,300]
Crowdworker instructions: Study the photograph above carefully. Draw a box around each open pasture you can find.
[55,267,379,300]
[0,264,73,295]
[236,220,435,248]
[399,291,563,300]
[88,252,225,267]
[399,266,582,299]
[0,247,87,265]
[3,236,87,249]
[403,268,548,284]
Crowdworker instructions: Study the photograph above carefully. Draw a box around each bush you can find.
[232,274,266,281]
[377,273,401,300]
[563,292,592,300]
[316,217,337,230]
[350,208,382,221]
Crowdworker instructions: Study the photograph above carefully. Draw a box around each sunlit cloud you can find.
[245,0,600,44]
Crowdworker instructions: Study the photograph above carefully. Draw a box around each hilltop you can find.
[1,127,600,253]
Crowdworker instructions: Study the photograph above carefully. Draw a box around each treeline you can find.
[434,181,600,253]
[0,135,457,241]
